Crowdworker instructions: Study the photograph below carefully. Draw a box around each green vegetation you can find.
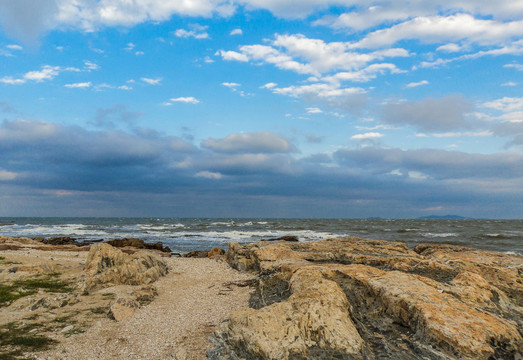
[0,275,73,307]
[0,322,57,360]
[0,256,20,265]
[90,306,109,314]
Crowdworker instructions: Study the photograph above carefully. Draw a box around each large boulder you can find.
[84,243,168,291]
[215,267,364,359]
[214,238,523,360]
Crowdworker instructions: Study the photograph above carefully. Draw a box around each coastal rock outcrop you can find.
[106,238,172,254]
[84,243,168,291]
[213,237,523,360]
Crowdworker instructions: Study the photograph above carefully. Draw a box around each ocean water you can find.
[0,218,521,255]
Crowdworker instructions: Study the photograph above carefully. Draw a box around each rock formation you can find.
[106,238,172,254]
[84,243,168,291]
[212,237,523,360]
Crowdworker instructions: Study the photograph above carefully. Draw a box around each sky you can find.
[0,0,522,218]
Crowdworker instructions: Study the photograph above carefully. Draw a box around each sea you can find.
[0,218,522,255]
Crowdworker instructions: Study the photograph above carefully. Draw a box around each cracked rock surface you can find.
[212,237,523,360]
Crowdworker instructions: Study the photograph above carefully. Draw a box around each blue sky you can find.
[0,0,522,218]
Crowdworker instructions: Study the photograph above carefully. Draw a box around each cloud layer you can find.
[0,119,521,217]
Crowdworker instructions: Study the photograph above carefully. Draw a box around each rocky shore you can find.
[1,235,522,359]
[213,237,523,359]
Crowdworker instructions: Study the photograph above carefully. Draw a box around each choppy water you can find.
[0,218,522,255]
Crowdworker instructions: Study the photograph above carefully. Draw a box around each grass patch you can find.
[0,285,34,307]
[90,306,109,314]
[53,315,76,324]
[0,322,57,359]
[12,277,73,293]
[0,276,74,307]
[0,256,21,265]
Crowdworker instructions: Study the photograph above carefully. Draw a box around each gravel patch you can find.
[36,257,255,360]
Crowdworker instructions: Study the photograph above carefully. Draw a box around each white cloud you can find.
[6,44,23,51]
[0,77,25,85]
[504,63,523,71]
[230,28,243,35]
[354,14,523,49]
[323,63,404,83]
[218,34,409,77]
[436,43,463,52]
[135,51,144,55]
[0,169,18,181]
[84,60,99,71]
[261,82,277,89]
[118,85,132,90]
[483,97,523,112]
[141,77,162,85]
[272,83,365,98]
[355,124,396,131]
[216,50,249,62]
[418,40,523,68]
[405,80,429,88]
[222,82,241,88]
[65,82,92,88]
[2,0,523,46]
[0,49,13,57]
[502,82,517,86]
[175,25,210,39]
[313,7,415,32]
[169,97,200,104]
[351,132,384,140]
[306,107,323,114]
[24,65,60,82]
[431,131,493,138]
[195,171,223,179]
[408,171,428,180]
[125,43,135,51]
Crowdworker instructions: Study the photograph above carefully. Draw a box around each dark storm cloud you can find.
[493,120,523,148]
[0,119,522,218]
[0,119,195,167]
[381,95,474,132]
[334,147,523,179]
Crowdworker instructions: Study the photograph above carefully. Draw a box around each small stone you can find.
[61,325,74,333]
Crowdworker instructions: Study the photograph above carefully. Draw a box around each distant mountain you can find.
[417,215,468,219]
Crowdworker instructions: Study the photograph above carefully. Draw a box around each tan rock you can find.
[207,247,225,258]
[109,297,140,321]
[84,243,168,291]
[132,285,158,305]
[414,244,523,305]
[218,238,523,360]
[328,265,522,359]
[218,267,363,359]
[0,235,42,245]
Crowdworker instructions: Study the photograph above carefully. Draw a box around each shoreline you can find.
[1,235,522,359]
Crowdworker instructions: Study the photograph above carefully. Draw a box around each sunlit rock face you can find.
[212,237,523,360]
